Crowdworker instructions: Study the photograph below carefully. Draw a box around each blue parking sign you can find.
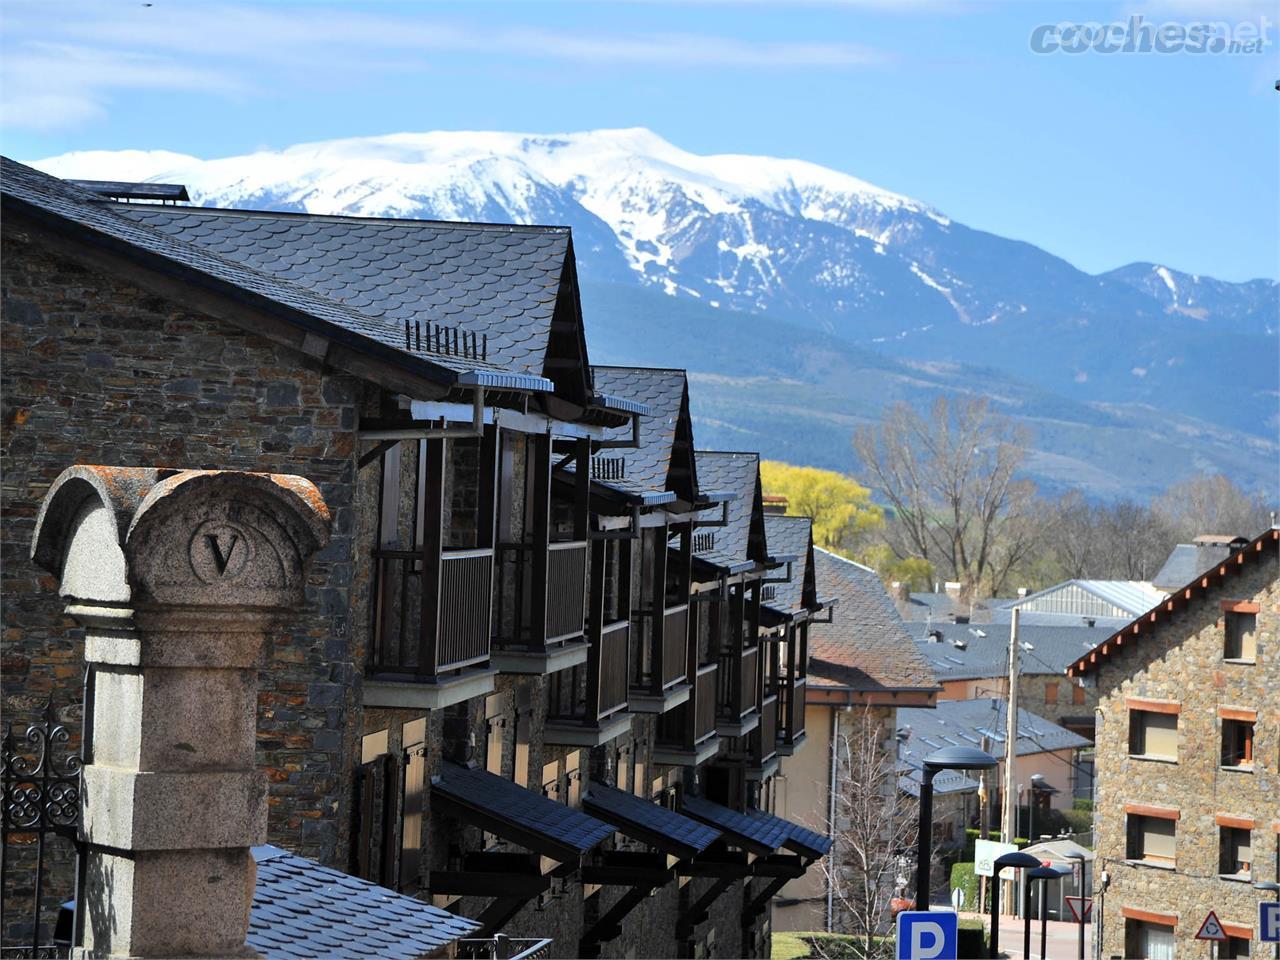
[1261,901,1280,943]
[896,910,958,960]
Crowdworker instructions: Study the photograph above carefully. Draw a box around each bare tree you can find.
[1154,474,1274,543]
[853,396,1035,598]
[825,708,919,959]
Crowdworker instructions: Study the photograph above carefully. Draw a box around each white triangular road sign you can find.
[1195,911,1228,941]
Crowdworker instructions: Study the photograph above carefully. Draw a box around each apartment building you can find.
[1069,528,1279,960]
[0,158,829,957]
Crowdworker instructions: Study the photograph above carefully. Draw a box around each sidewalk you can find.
[958,911,1092,960]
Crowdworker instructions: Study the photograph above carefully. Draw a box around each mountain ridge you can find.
[28,129,1280,499]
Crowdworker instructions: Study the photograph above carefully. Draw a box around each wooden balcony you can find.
[750,695,779,769]
[715,644,759,738]
[653,663,720,766]
[661,604,690,688]
[491,540,590,675]
[628,603,693,714]
[369,547,493,676]
[777,675,807,756]
[545,619,631,747]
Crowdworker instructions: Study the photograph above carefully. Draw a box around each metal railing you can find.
[716,644,760,721]
[370,547,493,676]
[754,695,778,764]
[546,541,588,642]
[661,605,689,688]
[596,621,630,719]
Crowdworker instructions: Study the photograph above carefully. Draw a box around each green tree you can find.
[760,460,884,553]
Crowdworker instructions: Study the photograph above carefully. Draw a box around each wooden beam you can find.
[428,870,549,898]
[581,883,659,952]
[677,875,736,936]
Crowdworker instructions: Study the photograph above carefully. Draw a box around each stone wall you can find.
[1090,548,1279,958]
[1,232,365,939]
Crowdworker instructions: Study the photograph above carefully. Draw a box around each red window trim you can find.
[1126,697,1181,715]
[1125,802,1180,820]
[1222,923,1253,940]
[1122,906,1177,927]
[1215,813,1255,830]
[1220,600,1259,614]
[1218,706,1257,722]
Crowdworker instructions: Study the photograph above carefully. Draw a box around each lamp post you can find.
[1027,866,1063,960]
[989,850,1040,957]
[915,746,998,912]
[1255,881,1280,960]
[1065,851,1088,960]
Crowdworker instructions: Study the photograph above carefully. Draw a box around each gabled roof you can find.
[431,763,613,862]
[249,845,478,959]
[1070,526,1279,677]
[118,203,583,385]
[691,451,766,573]
[681,796,830,859]
[897,698,1089,796]
[1151,540,1240,592]
[581,367,699,505]
[1,157,555,394]
[807,549,939,694]
[909,621,1116,681]
[762,515,817,619]
[1003,579,1166,620]
[582,781,720,859]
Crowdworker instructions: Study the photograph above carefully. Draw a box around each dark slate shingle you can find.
[762,515,813,617]
[691,451,760,570]
[248,845,478,960]
[434,762,614,856]
[582,781,721,856]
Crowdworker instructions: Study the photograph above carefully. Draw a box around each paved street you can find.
[958,912,1093,960]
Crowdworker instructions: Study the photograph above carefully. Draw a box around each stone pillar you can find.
[31,466,330,959]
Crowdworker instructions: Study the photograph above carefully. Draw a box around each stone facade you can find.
[1085,538,1278,958]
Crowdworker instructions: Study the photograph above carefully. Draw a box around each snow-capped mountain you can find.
[30,129,1279,496]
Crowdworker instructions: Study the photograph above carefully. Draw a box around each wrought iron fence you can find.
[1,698,85,959]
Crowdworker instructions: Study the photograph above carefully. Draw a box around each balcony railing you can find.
[717,644,759,721]
[752,695,778,765]
[546,541,589,642]
[695,663,718,744]
[494,540,588,651]
[594,621,630,720]
[779,676,807,745]
[370,547,493,676]
[661,604,690,688]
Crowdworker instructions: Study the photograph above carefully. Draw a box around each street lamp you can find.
[915,746,999,911]
[989,850,1040,957]
[1026,772,1047,841]
[1064,851,1089,960]
[1255,881,1280,959]
[1027,866,1064,960]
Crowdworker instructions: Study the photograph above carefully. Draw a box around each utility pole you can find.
[1000,608,1022,915]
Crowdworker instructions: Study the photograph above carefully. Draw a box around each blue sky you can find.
[1,0,1276,281]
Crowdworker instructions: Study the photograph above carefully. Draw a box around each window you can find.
[1126,920,1176,960]
[1045,682,1059,705]
[1129,706,1178,760]
[1218,822,1253,878]
[1221,718,1255,769]
[1221,936,1251,958]
[1072,684,1085,706]
[1126,811,1177,865]
[1224,608,1257,661]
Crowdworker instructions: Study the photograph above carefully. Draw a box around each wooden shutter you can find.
[400,717,427,892]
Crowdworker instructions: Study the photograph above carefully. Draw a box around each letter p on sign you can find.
[897,911,959,960]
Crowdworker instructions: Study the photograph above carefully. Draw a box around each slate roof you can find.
[1152,541,1239,591]
[248,845,478,960]
[118,204,570,379]
[808,549,938,694]
[900,591,996,624]
[681,796,831,859]
[896,698,1090,798]
[691,451,762,573]
[0,158,553,392]
[432,762,614,860]
[578,367,692,505]
[582,781,721,858]
[762,515,814,618]
[909,621,1116,681]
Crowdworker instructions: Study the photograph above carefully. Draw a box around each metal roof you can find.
[248,845,478,959]
[1004,579,1166,618]
[681,796,829,858]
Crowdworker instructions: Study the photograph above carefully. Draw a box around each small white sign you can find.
[974,839,1018,879]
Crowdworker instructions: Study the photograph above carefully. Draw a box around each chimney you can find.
[762,494,788,516]
[1017,587,1029,599]
[890,580,911,603]
[31,466,329,959]
[944,581,962,599]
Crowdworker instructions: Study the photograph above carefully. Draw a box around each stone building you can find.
[1,158,829,957]
[1068,527,1279,960]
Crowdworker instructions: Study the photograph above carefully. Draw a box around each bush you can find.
[958,918,988,959]
[1072,797,1093,813]
[950,861,980,913]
